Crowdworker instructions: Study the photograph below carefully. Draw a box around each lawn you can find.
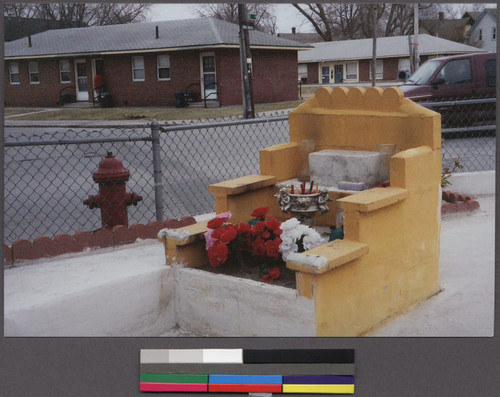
[6,100,306,121]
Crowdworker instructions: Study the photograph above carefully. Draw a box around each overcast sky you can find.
[148,3,316,34]
[148,3,496,35]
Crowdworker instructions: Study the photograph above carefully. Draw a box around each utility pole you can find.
[413,3,420,73]
[371,5,377,87]
[238,4,255,119]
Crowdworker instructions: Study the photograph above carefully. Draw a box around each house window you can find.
[369,59,384,80]
[29,61,40,84]
[157,55,170,80]
[59,59,71,83]
[492,27,496,41]
[321,66,330,84]
[298,64,308,82]
[9,62,20,84]
[398,58,411,73]
[132,56,145,81]
[478,28,483,41]
[345,62,358,80]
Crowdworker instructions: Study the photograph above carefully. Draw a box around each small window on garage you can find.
[132,56,145,81]
[29,61,40,84]
[59,59,71,83]
[157,55,170,80]
[9,61,20,84]
[345,62,358,80]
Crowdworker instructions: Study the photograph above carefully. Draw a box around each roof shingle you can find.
[5,17,310,58]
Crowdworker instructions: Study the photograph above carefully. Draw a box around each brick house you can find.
[298,34,484,84]
[4,18,310,107]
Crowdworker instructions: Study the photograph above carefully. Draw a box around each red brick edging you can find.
[441,191,480,215]
[4,217,196,268]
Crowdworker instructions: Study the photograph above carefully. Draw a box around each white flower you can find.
[302,229,325,250]
[280,218,300,232]
[278,218,326,261]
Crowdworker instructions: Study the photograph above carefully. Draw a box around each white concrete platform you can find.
[4,193,495,337]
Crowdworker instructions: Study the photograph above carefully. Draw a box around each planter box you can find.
[174,267,315,336]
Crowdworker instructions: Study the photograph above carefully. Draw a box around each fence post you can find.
[150,119,164,223]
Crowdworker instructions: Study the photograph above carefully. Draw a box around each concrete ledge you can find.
[4,243,175,336]
[286,240,368,274]
[208,175,277,196]
[158,221,208,246]
[336,187,408,212]
[447,171,495,195]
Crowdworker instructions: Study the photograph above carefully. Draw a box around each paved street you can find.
[3,121,495,245]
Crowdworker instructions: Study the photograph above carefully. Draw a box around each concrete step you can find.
[62,101,95,108]
[188,100,220,109]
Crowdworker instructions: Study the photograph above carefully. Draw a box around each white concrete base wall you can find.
[4,244,177,337]
[5,244,316,337]
[174,267,316,336]
[447,171,495,195]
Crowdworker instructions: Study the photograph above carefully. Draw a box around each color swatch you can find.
[140,349,355,394]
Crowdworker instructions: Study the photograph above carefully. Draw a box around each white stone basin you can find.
[309,149,382,188]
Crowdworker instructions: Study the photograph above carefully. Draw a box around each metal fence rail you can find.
[3,99,496,245]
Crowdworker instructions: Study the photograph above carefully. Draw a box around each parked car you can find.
[400,52,496,128]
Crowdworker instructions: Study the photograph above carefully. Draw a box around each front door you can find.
[75,59,89,101]
[201,53,217,99]
[321,66,330,84]
[334,65,344,83]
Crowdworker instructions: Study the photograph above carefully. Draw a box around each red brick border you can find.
[4,217,196,267]
[441,191,480,215]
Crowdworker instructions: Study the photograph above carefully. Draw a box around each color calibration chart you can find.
[140,349,355,394]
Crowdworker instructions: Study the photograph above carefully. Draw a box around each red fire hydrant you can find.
[83,152,142,229]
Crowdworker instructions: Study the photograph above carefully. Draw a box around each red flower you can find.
[263,267,281,283]
[238,223,252,235]
[212,228,224,239]
[253,221,266,235]
[252,238,266,257]
[265,217,281,231]
[265,238,282,260]
[251,207,269,220]
[207,217,225,229]
[261,230,271,239]
[208,241,228,267]
[220,225,238,244]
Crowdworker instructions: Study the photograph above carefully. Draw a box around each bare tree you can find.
[292,3,437,41]
[5,3,151,26]
[4,3,40,18]
[194,3,277,34]
[441,3,486,19]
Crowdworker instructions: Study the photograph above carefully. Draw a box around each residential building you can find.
[4,18,310,107]
[419,12,473,43]
[298,34,485,84]
[466,8,497,51]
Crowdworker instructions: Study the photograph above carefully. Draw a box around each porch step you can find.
[189,100,220,109]
[62,101,95,108]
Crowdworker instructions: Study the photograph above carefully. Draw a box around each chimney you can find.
[292,27,296,34]
[155,25,159,39]
[439,12,444,20]
[28,35,32,47]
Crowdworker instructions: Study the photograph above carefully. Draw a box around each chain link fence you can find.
[420,96,496,173]
[4,99,496,245]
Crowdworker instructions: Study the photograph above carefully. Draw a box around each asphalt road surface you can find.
[4,123,495,245]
